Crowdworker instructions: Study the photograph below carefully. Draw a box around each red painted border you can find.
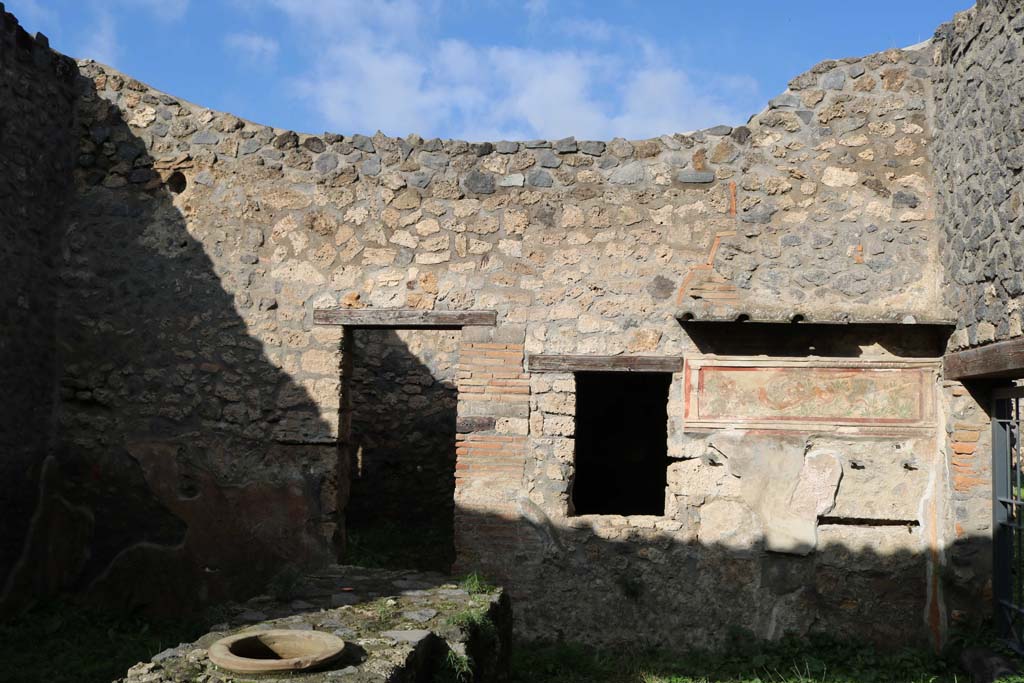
[683,361,692,419]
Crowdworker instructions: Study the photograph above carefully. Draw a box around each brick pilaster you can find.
[453,336,531,576]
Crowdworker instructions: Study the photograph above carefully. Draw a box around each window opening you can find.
[571,371,671,516]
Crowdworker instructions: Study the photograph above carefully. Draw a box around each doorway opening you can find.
[342,328,459,571]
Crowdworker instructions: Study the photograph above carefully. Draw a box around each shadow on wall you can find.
[683,322,954,358]
[342,328,459,572]
[454,504,994,650]
[2,70,339,615]
[65,501,987,655]
[0,16,77,607]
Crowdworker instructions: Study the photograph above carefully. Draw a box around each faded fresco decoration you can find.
[685,360,936,433]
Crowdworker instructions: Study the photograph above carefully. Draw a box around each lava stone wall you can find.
[934,0,1024,349]
[929,0,1024,637]
[0,7,77,597]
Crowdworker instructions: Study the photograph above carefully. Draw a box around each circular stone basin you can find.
[208,629,346,674]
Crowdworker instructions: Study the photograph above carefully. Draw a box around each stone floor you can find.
[119,566,510,683]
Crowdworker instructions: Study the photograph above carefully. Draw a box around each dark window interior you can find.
[571,371,671,516]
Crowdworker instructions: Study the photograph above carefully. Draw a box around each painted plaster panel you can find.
[685,358,938,434]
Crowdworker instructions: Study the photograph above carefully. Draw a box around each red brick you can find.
[462,349,522,359]
[954,474,987,492]
[458,356,513,367]
[461,441,505,450]
[952,430,980,443]
[485,385,530,394]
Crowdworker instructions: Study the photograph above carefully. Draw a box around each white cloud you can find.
[6,0,58,32]
[717,73,761,97]
[475,46,613,140]
[609,66,741,138]
[295,44,449,137]
[133,0,190,22]
[559,17,614,42]
[263,1,755,140]
[266,0,424,42]
[225,32,280,64]
[524,0,548,19]
[54,0,190,64]
[79,7,119,66]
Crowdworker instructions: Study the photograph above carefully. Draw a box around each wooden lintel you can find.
[313,308,497,328]
[527,354,684,373]
[944,337,1024,380]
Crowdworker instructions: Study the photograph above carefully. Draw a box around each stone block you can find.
[677,170,715,184]
[698,499,759,551]
[457,416,496,433]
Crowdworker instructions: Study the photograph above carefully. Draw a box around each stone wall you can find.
[0,7,77,598]
[0,1,1001,651]
[934,0,1024,349]
[465,325,949,648]
[929,0,1024,633]
[3,58,343,612]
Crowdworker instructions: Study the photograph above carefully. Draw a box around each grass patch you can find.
[344,520,453,572]
[367,597,399,629]
[447,607,493,634]
[442,607,499,683]
[0,601,202,683]
[459,572,495,595]
[509,633,1005,683]
[434,649,473,683]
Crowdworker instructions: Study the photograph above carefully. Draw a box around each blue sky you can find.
[10,1,972,141]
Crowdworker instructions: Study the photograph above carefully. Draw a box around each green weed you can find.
[372,598,398,626]
[509,634,981,683]
[344,520,453,572]
[459,572,495,595]
[0,601,202,683]
[434,649,473,683]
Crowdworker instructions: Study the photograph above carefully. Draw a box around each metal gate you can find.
[994,387,1024,646]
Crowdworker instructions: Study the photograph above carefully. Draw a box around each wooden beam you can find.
[527,354,684,373]
[313,308,497,327]
[943,337,1024,380]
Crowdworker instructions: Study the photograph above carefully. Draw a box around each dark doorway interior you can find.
[571,371,671,516]
[343,328,459,571]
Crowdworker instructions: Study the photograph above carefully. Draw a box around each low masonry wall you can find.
[119,566,511,683]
